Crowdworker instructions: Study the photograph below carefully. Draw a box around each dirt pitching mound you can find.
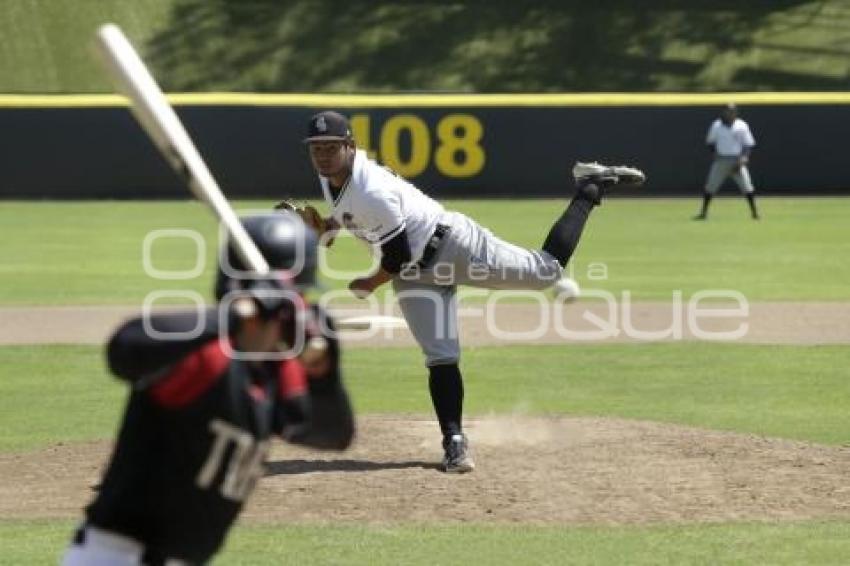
[2,416,849,525]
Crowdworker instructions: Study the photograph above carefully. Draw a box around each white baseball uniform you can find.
[320,150,444,261]
[705,118,756,194]
[321,150,563,365]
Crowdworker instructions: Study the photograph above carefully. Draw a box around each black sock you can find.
[428,363,464,438]
[745,193,759,217]
[542,190,595,268]
[698,192,713,217]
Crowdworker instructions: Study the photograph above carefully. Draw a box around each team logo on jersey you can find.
[342,212,369,240]
[315,115,328,133]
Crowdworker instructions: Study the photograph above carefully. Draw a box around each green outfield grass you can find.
[0,345,124,451]
[0,0,174,93]
[4,519,850,565]
[1,198,849,305]
[2,342,848,452]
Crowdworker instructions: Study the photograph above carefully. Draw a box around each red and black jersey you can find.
[86,306,352,563]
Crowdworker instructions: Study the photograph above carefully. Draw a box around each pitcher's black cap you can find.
[303,111,352,143]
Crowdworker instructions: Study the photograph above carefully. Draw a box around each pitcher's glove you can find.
[274,199,333,244]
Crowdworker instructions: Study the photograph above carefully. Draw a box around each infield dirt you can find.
[2,415,849,525]
[2,302,849,346]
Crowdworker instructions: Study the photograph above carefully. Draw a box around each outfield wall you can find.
[1,93,848,199]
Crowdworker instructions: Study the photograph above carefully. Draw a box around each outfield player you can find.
[62,213,354,565]
[301,111,644,473]
[694,103,760,220]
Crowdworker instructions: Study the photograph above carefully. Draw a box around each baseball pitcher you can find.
[297,111,644,473]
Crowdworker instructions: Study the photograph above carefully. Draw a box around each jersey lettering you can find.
[196,419,270,502]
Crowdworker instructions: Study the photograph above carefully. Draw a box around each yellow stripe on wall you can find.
[2,91,850,108]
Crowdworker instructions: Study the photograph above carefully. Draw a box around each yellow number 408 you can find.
[350,113,485,178]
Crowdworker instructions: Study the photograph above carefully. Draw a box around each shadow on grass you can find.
[264,459,439,476]
[145,0,831,93]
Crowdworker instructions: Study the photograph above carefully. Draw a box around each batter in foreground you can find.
[62,214,354,564]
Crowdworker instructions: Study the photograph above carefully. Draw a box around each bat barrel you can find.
[93,23,269,275]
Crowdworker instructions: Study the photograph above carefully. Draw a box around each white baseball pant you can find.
[705,156,755,194]
[393,211,563,366]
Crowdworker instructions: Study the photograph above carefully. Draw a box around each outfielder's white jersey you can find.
[319,149,446,262]
[706,118,755,156]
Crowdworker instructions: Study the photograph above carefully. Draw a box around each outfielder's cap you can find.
[303,111,352,143]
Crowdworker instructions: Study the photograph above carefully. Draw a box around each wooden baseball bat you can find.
[93,23,269,275]
[93,25,401,332]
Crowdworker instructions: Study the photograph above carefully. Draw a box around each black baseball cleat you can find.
[572,161,645,204]
[441,433,475,473]
[692,213,707,221]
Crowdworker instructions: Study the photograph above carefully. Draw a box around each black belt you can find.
[417,223,450,269]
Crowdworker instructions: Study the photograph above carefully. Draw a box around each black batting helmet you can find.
[214,212,319,301]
